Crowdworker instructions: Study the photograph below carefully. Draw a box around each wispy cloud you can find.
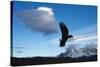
[16,7,58,35]
[16,51,24,53]
[72,24,97,35]
[73,35,97,42]
[49,24,97,47]
[49,34,97,48]
[13,46,25,49]
[68,35,97,44]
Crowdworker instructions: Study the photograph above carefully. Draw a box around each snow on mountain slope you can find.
[57,44,97,58]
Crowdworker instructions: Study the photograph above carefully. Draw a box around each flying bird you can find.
[59,22,73,47]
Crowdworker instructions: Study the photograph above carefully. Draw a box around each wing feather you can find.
[59,22,68,37]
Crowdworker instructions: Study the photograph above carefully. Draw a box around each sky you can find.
[12,1,97,57]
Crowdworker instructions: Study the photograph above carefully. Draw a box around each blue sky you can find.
[12,1,97,57]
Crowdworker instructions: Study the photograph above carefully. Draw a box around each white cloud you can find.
[72,24,97,35]
[37,7,54,15]
[46,23,97,47]
[73,35,97,42]
[49,34,97,47]
[16,7,58,35]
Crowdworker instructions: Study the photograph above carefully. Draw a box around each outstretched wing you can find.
[59,22,68,37]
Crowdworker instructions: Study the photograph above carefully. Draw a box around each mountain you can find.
[81,44,97,56]
[11,44,97,66]
[57,44,97,58]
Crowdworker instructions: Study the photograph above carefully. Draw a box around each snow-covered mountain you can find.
[81,44,97,56]
[57,44,97,58]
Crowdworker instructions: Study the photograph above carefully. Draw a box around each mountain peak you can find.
[57,44,97,58]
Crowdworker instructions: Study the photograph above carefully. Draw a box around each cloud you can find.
[37,7,54,15]
[16,7,58,35]
[70,35,97,44]
[47,24,97,47]
[49,34,97,47]
[72,24,97,35]
[13,46,25,49]
[16,51,24,53]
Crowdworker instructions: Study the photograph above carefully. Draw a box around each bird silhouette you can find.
[59,21,73,47]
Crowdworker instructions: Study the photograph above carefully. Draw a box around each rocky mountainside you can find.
[57,44,97,58]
